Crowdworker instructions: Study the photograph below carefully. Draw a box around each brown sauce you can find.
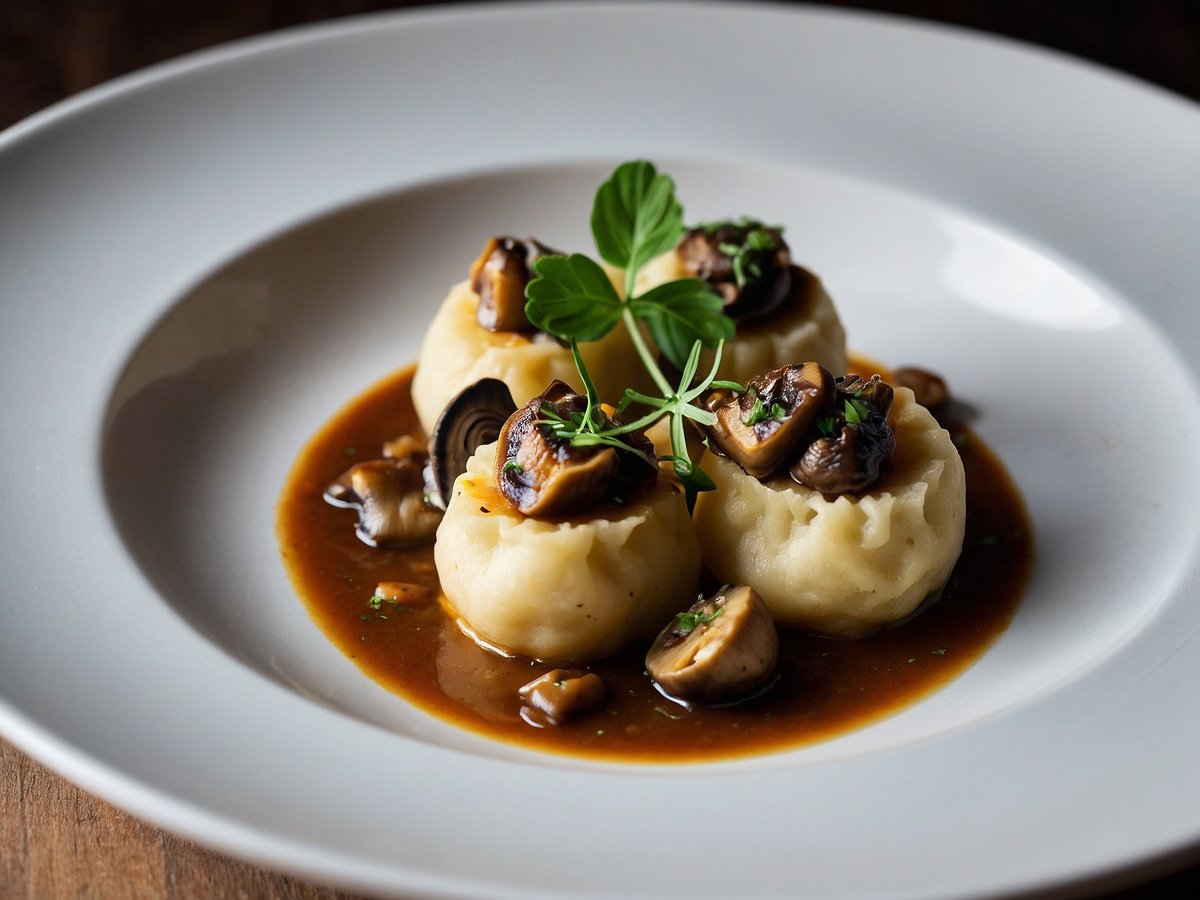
[277,366,1032,763]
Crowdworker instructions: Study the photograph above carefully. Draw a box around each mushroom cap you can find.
[325,457,443,547]
[790,374,896,495]
[645,584,779,704]
[518,668,605,726]
[677,222,791,322]
[894,366,950,411]
[707,361,834,479]
[496,380,656,517]
[426,377,517,509]
[469,236,563,333]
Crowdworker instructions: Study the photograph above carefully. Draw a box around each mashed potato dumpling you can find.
[411,279,647,432]
[436,442,702,663]
[636,254,847,383]
[693,387,965,637]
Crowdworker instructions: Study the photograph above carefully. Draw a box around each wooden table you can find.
[3,2,1198,897]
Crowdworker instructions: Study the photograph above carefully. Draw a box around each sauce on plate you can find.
[277,365,1032,762]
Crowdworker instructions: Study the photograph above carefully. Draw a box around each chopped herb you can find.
[704,218,783,288]
[674,606,724,635]
[502,460,524,473]
[844,397,871,425]
[367,592,410,613]
[932,649,947,656]
[743,392,787,426]
[906,657,917,664]
[816,416,837,438]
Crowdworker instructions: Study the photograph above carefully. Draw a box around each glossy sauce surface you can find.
[278,366,1032,763]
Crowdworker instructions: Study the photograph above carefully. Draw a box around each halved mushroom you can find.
[496,380,656,517]
[646,585,779,704]
[790,374,896,495]
[325,457,443,547]
[469,236,561,332]
[518,668,605,726]
[706,362,834,479]
[426,378,517,509]
[677,220,791,322]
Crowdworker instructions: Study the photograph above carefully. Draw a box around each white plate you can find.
[3,3,1199,897]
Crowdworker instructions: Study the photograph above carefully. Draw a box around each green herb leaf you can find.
[844,397,871,425]
[675,606,724,635]
[746,401,786,426]
[525,254,623,341]
[590,160,684,276]
[816,415,836,438]
[629,278,734,369]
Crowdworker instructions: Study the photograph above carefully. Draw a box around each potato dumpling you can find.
[411,280,648,433]
[436,442,702,663]
[635,254,847,384]
[693,387,965,637]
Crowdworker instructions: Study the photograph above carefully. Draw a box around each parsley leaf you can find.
[525,254,623,341]
[591,161,684,291]
[628,278,734,369]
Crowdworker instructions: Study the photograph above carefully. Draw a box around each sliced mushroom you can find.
[518,668,605,727]
[790,374,896,495]
[426,378,517,509]
[469,236,561,332]
[646,585,779,704]
[706,362,834,479]
[325,457,443,547]
[677,221,791,322]
[497,380,656,517]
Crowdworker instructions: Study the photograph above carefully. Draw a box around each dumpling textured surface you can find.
[693,387,965,637]
[411,280,646,432]
[635,255,848,384]
[436,442,702,663]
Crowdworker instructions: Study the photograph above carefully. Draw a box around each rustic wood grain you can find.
[2,2,1199,898]
[1,739,370,900]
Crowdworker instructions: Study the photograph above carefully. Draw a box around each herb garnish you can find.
[367,592,408,612]
[525,161,744,508]
[741,387,787,427]
[674,606,724,635]
[711,218,783,288]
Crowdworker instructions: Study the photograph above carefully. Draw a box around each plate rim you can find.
[3,3,1200,898]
